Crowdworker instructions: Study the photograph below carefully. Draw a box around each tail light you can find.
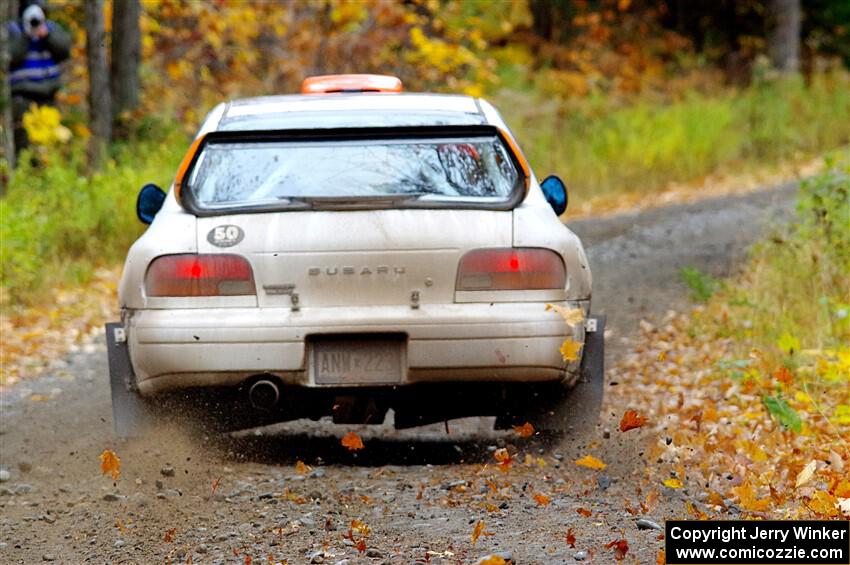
[145,254,255,297]
[456,248,566,291]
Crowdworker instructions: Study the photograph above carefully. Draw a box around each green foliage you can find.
[762,395,802,432]
[679,267,719,302]
[498,70,850,200]
[0,126,186,306]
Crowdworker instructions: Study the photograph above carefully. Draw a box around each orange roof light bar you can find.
[301,74,403,94]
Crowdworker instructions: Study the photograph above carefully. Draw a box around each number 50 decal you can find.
[207,225,244,247]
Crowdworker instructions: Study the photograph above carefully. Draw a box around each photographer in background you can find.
[6,0,70,152]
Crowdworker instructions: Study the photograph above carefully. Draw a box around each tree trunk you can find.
[110,0,140,133]
[768,0,801,73]
[85,0,111,168]
[1,0,19,186]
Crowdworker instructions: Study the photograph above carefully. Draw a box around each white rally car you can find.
[107,74,604,438]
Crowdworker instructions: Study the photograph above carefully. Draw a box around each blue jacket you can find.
[7,20,71,98]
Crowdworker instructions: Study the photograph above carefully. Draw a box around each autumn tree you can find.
[110,0,140,133]
[84,0,110,167]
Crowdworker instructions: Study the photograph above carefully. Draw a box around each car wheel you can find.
[497,316,605,439]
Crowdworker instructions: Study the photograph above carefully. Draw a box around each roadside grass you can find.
[611,160,850,519]
[678,267,719,302]
[498,71,850,207]
[0,125,186,308]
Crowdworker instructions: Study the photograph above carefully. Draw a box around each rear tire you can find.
[497,316,605,439]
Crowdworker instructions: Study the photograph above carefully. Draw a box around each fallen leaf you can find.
[115,518,126,533]
[808,490,838,517]
[244,555,252,565]
[657,350,666,362]
[211,477,222,495]
[576,507,592,517]
[656,549,665,564]
[295,460,311,474]
[471,520,485,546]
[351,519,371,536]
[559,338,583,362]
[533,493,551,506]
[566,527,576,547]
[340,431,364,451]
[99,449,121,481]
[477,557,506,565]
[163,527,176,543]
[732,481,771,512]
[512,421,535,438]
[355,539,367,554]
[545,304,584,327]
[575,455,606,470]
[663,478,683,489]
[795,460,817,488]
[494,447,513,471]
[619,409,648,432]
[772,366,793,386]
[606,539,629,560]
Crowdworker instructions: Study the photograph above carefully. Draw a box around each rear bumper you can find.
[121,301,587,395]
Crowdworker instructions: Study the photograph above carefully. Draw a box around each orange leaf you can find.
[533,493,551,506]
[494,448,513,471]
[99,449,121,481]
[244,555,252,565]
[351,519,371,536]
[477,557,506,565]
[295,460,311,474]
[731,481,771,512]
[341,431,364,451]
[355,539,367,553]
[619,409,648,432]
[559,338,582,361]
[471,520,484,546]
[772,366,794,386]
[605,539,629,560]
[566,527,576,548]
[512,421,535,438]
[164,527,176,543]
[576,507,592,517]
[575,455,606,470]
[656,549,665,564]
[211,477,222,495]
[808,490,839,517]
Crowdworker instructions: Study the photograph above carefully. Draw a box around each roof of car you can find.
[216,93,488,131]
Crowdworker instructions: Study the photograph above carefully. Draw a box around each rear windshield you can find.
[186,134,520,211]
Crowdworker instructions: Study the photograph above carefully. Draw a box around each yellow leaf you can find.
[808,490,838,517]
[832,405,850,425]
[99,449,121,481]
[575,455,606,470]
[545,304,584,327]
[477,557,506,565]
[795,460,817,488]
[559,338,582,362]
[663,478,683,489]
[295,460,311,474]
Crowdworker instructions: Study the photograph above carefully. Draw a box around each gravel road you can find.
[0,183,796,564]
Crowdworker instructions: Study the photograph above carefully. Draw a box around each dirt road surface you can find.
[0,183,795,564]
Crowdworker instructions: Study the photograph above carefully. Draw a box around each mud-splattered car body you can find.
[106,75,603,437]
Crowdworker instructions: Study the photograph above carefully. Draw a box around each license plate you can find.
[312,339,404,385]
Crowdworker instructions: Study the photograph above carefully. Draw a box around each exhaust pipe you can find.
[248,379,280,410]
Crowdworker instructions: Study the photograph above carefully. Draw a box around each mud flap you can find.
[106,322,152,438]
[495,315,606,435]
